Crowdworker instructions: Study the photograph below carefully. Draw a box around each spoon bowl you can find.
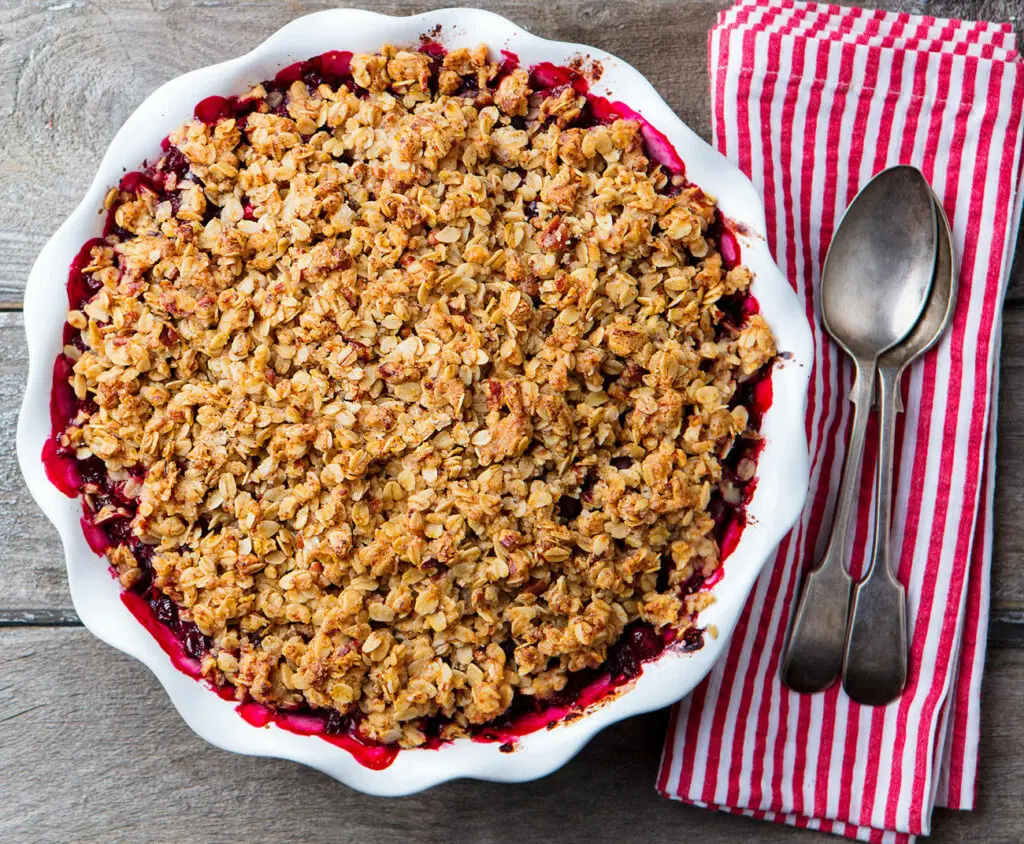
[821,166,937,359]
[879,195,958,376]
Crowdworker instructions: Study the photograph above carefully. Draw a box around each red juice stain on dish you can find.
[586,95,686,176]
[193,94,263,126]
[65,238,106,309]
[236,700,275,728]
[121,591,204,679]
[752,376,772,427]
[418,40,447,61]
[274,50,355,91]
[117,170,161,196]
[43,352,85,496]
[236,702,398,770]
[314,50,354,80]
[80,517,110,555]
[497,49,520,80]
[41,436,81,497]
[718,225,741,268]
[48,354,77,433]
[529,61,590,95]
[193,95,236,125]
[476,698,577,745]
[273,61,308,87]
[46,48,763,761]
[715,210,765,270]
[736,368,772,430]
[702,567,725,590]
[718,519,745,561]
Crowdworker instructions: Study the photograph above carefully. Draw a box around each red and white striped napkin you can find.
[657,3,1024,841]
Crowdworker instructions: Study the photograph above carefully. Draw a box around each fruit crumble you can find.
[48,43,776,748]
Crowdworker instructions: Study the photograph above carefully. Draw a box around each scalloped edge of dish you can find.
[16,7,813,796]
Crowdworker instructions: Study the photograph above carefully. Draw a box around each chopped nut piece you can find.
[494,68,530,116]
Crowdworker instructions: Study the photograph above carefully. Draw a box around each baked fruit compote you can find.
[45,42,775,758]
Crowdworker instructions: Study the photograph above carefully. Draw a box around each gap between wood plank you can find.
[3,608,1024,647]
[0,609,83,626]
[989,608,1024,649]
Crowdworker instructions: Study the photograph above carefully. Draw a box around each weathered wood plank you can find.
[0,626,1021,843]
[993,305,1024,610]
[2,0,1023,307]
[0,313,72,607]
[4,303,1024,609]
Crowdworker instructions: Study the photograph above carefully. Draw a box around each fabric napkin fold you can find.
[657,3,1024,841]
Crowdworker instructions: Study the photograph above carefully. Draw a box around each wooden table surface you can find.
[3,1,1024,841]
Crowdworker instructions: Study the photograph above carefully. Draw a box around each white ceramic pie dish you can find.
[17,7,813,795]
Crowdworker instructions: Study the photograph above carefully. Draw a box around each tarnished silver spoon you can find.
[781,166,937,694]
[842,193,957,706]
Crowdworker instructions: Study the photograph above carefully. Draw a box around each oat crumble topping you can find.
[55,44,775,746]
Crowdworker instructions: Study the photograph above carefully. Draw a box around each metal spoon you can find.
[842,194,957,706]
[781,166,937,694]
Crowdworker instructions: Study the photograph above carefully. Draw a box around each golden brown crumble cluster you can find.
[60,44,775,746]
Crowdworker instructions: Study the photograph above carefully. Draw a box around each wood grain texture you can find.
[0,627,1021,844]
[993,309,1024,612]
[0,313,72,608]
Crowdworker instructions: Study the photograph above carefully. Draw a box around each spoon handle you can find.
[842,364,908,706]
[781,358,873,693]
